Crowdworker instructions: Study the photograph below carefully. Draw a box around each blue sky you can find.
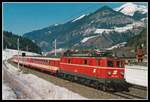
[3,2,148,35]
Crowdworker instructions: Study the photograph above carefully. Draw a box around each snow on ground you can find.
[113,24,134,33]
[94,21,144,34]
[94,29,112,34]
[81,35,98,43]
[72,14,86,22]
[141,18,146,21]
[2,82,17,100]
[19,74,86,99]
[46,48,64,55]
[3,49,87,99]
[54,24,58,26]
[125,65,148,87]
[3,48,40,60]
[3,61,87,100]
[106,42,127,50]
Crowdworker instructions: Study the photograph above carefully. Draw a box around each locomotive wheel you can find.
[63,74,68,79]
[94,81,99,89]
[68,75,74,82]
[99,83,108,91]
[84,79,90,86]
[102,85,106,91]
[69,75,73,82]
[57,72,62,78]
[79,77,85,83]
[74,76,78,81]
[89,80,95,87]
[61,73,66,78]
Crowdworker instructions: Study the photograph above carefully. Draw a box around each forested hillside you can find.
[126,28,147,49]
[3,31,41,54]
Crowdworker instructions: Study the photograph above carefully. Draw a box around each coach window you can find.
[117,61,122,68]
[107,60,114,67]
[98,60,101,66]
[83,59,88,65]
[48,60,49,64]
[68,59,71,63]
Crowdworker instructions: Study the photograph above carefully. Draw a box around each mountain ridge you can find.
[23,4,147,52]
[115,2,147,16]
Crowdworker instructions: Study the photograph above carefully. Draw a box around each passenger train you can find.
[11,50,129,91]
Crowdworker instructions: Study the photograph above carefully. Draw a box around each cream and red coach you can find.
[12,56,60,73]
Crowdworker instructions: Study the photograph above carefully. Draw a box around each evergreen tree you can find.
[3,31,41,54]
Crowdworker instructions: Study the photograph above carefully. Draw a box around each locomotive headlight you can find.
[113,70,118,75]
[107,71,112,76]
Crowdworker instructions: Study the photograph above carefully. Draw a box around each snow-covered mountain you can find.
[23,5,147,51]
[115,2,148,16]
[72,14,86,22]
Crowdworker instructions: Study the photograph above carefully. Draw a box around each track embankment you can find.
[3,61,43,99]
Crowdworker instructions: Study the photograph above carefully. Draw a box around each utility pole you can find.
[55,39,57,56]
[26,45,28,52]
[17,38,20,70]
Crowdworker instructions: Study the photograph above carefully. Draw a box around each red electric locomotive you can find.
[11,50,128,91]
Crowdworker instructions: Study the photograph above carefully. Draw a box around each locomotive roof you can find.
[62,56,123,60]
[15,55,123,61]
[19,56,60,61]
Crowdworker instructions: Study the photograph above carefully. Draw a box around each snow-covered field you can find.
[125,65,148,87]
[106,42,127,50]
[94,21,144,34]
[2,49,40,61]
[81,35,98,43]
[2,82,17,100]
[46,48,64,55]
[18,73,86,99]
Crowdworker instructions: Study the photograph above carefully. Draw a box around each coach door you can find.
[93,59,100,78]
[95,58,101,68]
[96,59,102,77]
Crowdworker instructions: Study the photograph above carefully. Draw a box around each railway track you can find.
[106,81,147,99]
[109,88,147,99]
[8,60,147,99]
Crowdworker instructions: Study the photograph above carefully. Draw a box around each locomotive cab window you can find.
[117,61,122,68]
[107,61,114,67]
